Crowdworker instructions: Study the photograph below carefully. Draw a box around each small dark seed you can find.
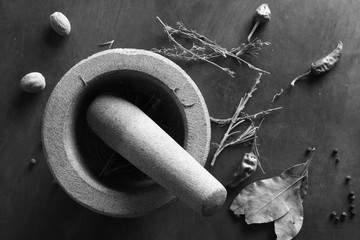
[345,175,352,182]
[334,216,340,222]
[341,212,347,220]
[330,211,337,218]
[332,148,339,155]
[349,204,355,210]
[30,158,37,165]
[349,195,356,201]
[349,191,355,196]
[350,211,356,216]
[335,158,340,163]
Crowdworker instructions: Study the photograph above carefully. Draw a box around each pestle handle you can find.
[87,94,227,216]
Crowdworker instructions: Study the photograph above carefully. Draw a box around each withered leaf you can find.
[230,161,310,225]
[274,169,308,240]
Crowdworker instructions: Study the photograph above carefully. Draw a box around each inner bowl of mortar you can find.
[43,49,211,217]
[74,70,186,189]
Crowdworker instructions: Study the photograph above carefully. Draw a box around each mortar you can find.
[42,49,225,217]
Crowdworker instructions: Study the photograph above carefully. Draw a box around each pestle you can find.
[87,94,227,216]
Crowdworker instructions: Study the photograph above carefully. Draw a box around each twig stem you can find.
[210,73,262,166]
[290,70,311,86]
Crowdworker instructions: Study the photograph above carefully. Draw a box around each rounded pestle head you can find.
[202,188,227,216]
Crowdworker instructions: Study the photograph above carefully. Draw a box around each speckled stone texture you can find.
[42,49,216,217]
[87,95,226,216]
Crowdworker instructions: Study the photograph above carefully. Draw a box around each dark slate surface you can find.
[0,0,359,239]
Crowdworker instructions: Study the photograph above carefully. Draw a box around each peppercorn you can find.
[306,147,313,154]
[350,210,356,216]
[349,191,355,197]
[349,204,355,210]
[349,195,356,201]
[30,158,37,165]
[345,175,352,182]
[334,216,340,222]
[330,211,337,218]
[332,148,338,155]
[341,212,347,220]
[335,158,340,164]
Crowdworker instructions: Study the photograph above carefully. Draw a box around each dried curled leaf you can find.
[227,152,258,188]
[230,161,310,225]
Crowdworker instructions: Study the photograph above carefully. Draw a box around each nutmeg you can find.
[20,72,46,93]
[49,12,71,36]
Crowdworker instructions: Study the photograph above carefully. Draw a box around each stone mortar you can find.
[42,49,211,217]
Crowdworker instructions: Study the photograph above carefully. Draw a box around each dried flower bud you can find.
[247,4,271,43]
[227,152,258,188]
[255,3,271,24]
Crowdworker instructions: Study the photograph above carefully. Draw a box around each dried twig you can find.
[211,73,263,166]
[98,40,114,49]
[152,17,270,77]
[210,106,282,126]
[271,88,283,103]
[78,75,87,86]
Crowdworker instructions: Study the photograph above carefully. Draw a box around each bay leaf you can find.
[230,161,309,224]
[274,170,309,240]
[274,199,303,240]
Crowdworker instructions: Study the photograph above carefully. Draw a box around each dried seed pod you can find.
[20,72,46,93]
[226,152,258,188]
[290,41,343,86]
[49,12,71,36]
[311,42,342,75]
[247,3,271,42]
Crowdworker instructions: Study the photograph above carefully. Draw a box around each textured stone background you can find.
[0,0,359,239]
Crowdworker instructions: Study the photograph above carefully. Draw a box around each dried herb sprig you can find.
[210,106,282,126]
[210,73,263,166]
[152,17,270,77]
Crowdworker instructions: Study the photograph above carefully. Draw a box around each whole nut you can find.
[49,12,71,36]
[20,72,46,93]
